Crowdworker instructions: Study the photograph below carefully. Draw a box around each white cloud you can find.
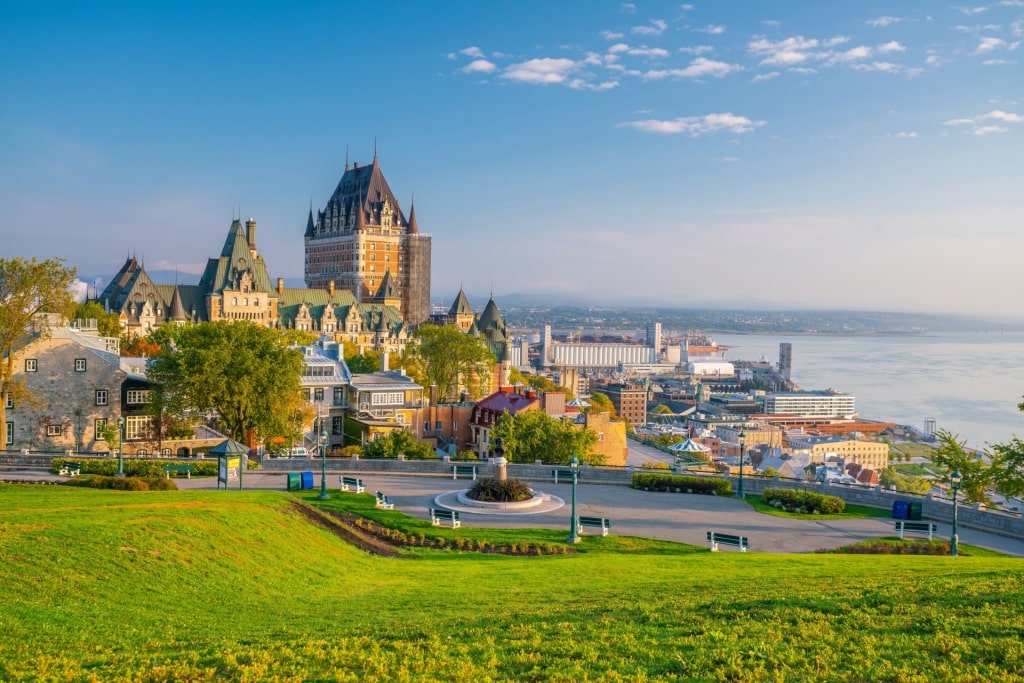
[823,35,851,47]
[976,36,1007,53]
[568,79,620,91]
[632,19,667,36]
[762,19,781,28]
[866,16,902,27]
[641,57,742,80]
[501,58,579,84]
[752,71,780,82]
[877,41,906,54]
[681,4,694,10]
[620,3,636,12]
[925,54,943,66]
[714,156,741,162]
[462,59,497,74]
[851,61,900,73]
[601,30,624,40]
[984,58,1015,64]
[892,131,920,138]
[697,25,726,35]
[962,6,988,14]
[461,47,486,59]
[943,109,1023,134]
[830,45,873,63]
[748,36,819,66]
[617,112,765,135]
[680,45,714,55]
[609,44,670,58]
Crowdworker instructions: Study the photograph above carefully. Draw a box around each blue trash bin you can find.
[892,500,909,519]
[301,471,314,490]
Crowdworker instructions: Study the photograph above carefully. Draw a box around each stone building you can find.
[304,156,431,325]
[97,217,410,354]
[5,322,130,452]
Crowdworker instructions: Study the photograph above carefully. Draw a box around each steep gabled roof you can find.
[326,157,409,229]
[198,219,274,295]
[477,296,505,333]
[97,257,159,312]
[448,287,473,317]
[374,269,399,300]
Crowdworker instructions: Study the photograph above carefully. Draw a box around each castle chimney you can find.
[277,277,284,294]
[245,217,256,251]
[328,280,335,296]
[381,351,390,372]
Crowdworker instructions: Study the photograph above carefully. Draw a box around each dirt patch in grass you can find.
[289,501,409,558]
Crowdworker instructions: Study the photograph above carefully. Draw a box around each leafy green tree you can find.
[0,257,77,446]
[586,392,616,418]
[988,397,1024,498]
[489,409,600,465]
[930,429,990,504]
[344,343,380,373]
[651,404,674,416]
[72,300,121,338]
[361,430,434,459]
[401,324,494,401]
[146,321,304,443]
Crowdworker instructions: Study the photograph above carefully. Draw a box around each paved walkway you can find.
[6,469,1023,556]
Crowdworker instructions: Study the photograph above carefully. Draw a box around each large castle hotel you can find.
[304,155,431,325]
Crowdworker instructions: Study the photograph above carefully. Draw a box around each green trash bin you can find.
[907,501,923,520]
[287,472,301,492]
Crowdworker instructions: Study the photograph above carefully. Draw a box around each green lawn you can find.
[2,483,1023,681]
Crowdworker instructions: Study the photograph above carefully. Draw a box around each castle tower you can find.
[304,156,431,324]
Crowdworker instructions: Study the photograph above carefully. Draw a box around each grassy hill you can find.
[2,484,1023,681]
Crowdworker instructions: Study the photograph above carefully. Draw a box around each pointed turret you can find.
[305,206,315,238]
[168,286,188,322]
[408,199,419,234]
[448,287,473,317]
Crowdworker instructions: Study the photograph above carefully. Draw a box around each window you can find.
[95,418,107,435]
[95,390,108,406]
[5,395,11,409]
[435,420,442,431]
[303,389,311,401]
[333,387,345,405]
[25,359,37,372]
[75,358,87,372]
[136,449,148,456]
[5,422,11,445]
[332,416,344,435]
[125,415,150,440]
[396,413,405,424]
[162,448,172,455]
[126,390,152,404]
[314,388,324,402]
[47,425,63,437]
[424,421,430,433]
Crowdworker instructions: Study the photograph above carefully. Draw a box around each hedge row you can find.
[51,457,258,478]
[762,487,845,514]
[631,472,732,496]
[62,476,179,491]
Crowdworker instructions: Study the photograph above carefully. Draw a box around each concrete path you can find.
[7,468,1023,556]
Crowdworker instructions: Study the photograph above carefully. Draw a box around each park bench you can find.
[552,468,581,484]
[452,464,478,481]
[375,491,395,510]
[707,531,749,552]
[895,520,937,540]
[429,508,461,528]
[59,462,81,477]
[577,516,611,536]
[164,464,193,479]
[339,476,365,493]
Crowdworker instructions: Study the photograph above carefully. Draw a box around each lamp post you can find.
[116,416,125,477]
[567,455,581,544]
[736,430,746,499]
[318,429,330,500]
[950,468,962,557]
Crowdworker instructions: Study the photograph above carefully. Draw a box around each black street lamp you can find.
[950,468,962,557]
[567,455,581,544]
[318,429,330,501]
[116,416,125,477]
[736,430,746,499]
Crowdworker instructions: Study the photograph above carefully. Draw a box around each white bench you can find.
[375,491,395,510]
[339,476,365,493]
[578,516,611,536]
[707,531,749,552]
[895,521,937,540]
[429,508,461,528]
[59,462,81,477]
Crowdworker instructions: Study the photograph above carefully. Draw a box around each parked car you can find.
[289,447,311,458]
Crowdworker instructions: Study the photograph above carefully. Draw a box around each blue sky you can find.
[2,1,1022,316]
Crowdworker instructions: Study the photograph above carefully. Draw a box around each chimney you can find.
[277,277,284,294]
[381,351,390,372]
[245,217,256,251]
[328,280,335,296]
[430,384,438,406]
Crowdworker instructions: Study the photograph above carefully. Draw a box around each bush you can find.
[62,476,179,491]
[631,472,732,496]
[467,477,534,502]
[51,457,249,478]
[762,487,845,514]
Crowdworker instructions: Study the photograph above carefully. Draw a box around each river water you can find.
[713,332,1024,451]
